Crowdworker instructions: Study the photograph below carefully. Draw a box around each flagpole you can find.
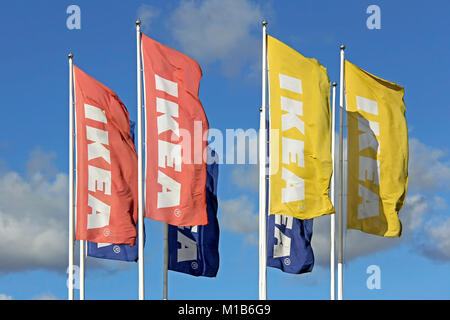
[330,82,337,300]
[337,45,345,301]
[68,53,75,301]
[136,19,145,301]
[259,19,268,301]
[163,223,169,300]
[79,240,85,300]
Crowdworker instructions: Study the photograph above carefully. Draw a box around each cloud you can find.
[219,195,258,244]
[167,0,268,77]
[136,4,160,33]
[408,138,450,193]
[0,294,13,300]
[0,154,68,273]
[420,217,450,261]
[32,292,58,300]
[230,165,259,192]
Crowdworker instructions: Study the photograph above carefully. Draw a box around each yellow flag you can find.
[345,60,408,237]
[268,35,334,220]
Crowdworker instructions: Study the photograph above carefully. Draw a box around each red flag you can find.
[74,66,138,245]
[141,34,209,226]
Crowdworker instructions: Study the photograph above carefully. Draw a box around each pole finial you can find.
[136,19,141,26]
[68,53,73,59]
[332,81,337,87]
[340,44,346,50]
[262,20,268,27]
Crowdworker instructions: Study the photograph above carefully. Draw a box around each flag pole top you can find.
[136,19,141,26]
[340,44,346,50]
[332,82,337,87]
[68,53,73,59]
[262,20,268,27]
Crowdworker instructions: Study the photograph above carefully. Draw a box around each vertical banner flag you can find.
[267,35,334,220]
[87,121,144,262]
[345,60,408,237]
[141,33,209,226]
[168,149,220,277]
[74,66,138,245]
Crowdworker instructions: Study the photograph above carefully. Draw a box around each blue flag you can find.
[167,149,219,277]
[87,120,143,262]
[267,215,314,274]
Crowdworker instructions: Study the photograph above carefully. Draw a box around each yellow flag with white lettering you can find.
[268,35,334,219]
[345,60,408,237]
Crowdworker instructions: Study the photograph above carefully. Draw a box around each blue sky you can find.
[0,0,449,300]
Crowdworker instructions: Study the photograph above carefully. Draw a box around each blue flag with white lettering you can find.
[167,149,219,277]
[87,120,144,262]
[267,215,314,274]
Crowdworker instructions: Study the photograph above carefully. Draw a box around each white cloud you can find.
[408,138,450,193]
[230,165,259,192]
[419,217,450,261]
[32,292,58,300]
[136,4,160,33]
[168,0,268,77]
[0,293,13,300]
[0,163,68,273]
[219,195,258,244]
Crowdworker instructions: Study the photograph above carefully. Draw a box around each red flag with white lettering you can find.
[74,66,138,245]
[141,33,209,226]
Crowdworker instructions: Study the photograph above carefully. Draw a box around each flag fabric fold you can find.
[345,60,408,237]
[141,33,209,227]
[74,66,138,245]
[167,149,220,277]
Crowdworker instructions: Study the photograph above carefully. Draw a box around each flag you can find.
[267,35,334,220]
[87,120,144,262]
[74,66,138,245]
[167,149,219,277]
[267,215,314,274]
[141,33,209,226]
[345,60,408,237]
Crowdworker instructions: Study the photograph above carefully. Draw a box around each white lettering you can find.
[88,165,111,195]
[156,97,179,136]
[87,194,111,229]
[177,231,197,262]
[157,170,181,208]
[358,184,379,219]
[281,167,305,203]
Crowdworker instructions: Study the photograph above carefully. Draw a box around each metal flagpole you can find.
[136,19,145,301]
[259,19,268,301]
[79,240,85,300]
[163,223,169,300]
[330,82,337,300]
[68,53,75,301]
[337,45,346,301]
